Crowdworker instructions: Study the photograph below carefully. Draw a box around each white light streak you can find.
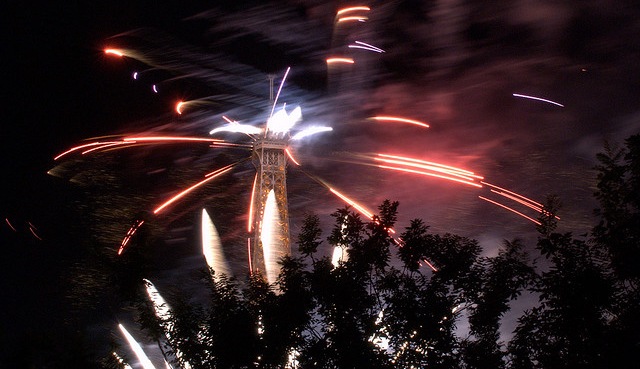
[118,324,157,369]
[269,67,291,119]
[143,280,193,369]
[512,93,564,107]
[210,124,262,135]
[261,190,282,285]
[201,209,231,277]
[291,126,333,140]
[348,41,385,53]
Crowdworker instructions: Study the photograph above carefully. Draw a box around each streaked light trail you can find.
[478,196,542,225]
[326,57,355,64]
[348,41,386,53]
[337,16,368,23]
[269,66,291,119]
[118,220,145,255]
[118,324,157,369]
[153,164,235,214]
[370,116,430,128]
[512,93,564,107]
[285,148,301,166]
[202,209,231,277]
[336,6,370,16]
[328,187,374,219]
[176,100,185,114]
[104,48,124,57]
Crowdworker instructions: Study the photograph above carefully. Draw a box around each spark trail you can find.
[118,323,157,369]
[201,209,231,278]
[512,93,564,107]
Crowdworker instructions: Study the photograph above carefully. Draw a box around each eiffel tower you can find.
[248,75,292,284]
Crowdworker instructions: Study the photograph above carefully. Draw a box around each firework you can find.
[512,93,564,107]
[118,323,157,369]
[201,209,231,278]
[326,57,355,65]
[370,116,430,129]
[349,41,385,53]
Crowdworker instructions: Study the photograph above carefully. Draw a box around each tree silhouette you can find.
[120,134,640,369]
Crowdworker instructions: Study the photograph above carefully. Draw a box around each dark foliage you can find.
[111,134,639,368]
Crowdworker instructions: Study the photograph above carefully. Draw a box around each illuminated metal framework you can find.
[250,136,290,276]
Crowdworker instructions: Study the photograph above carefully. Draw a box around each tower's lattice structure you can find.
[249,131,291,282]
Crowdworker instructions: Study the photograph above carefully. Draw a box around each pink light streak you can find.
[512,93,564,108]
[269,67,291,119]
[478,196,542,225]
[5,218,17,232]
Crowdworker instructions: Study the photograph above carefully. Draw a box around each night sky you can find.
[3,0,640,366]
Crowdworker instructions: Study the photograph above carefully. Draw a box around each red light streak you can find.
[328,187,374,219]
[154,165,234,215]
[104,48,124,57]
[374,157,480,182]
[122,136,222,143]
[248,174,257,232]
[285,148,301,166]
[371,116,430,128]
[210,142,253,148]
[247,238,253,272]
[176,101,185,114]
[481,181,543,208]
[489,189,560,220]
[422,259,438,272]
[54,141,122,160]
[326,57,355,64]
[336,6,370,15]
[478,196,541,225]
[378,165,483,188]
[379,154,480,177]
[82,142,132,155]
[56,136,226,160]
[118,220,145,255]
